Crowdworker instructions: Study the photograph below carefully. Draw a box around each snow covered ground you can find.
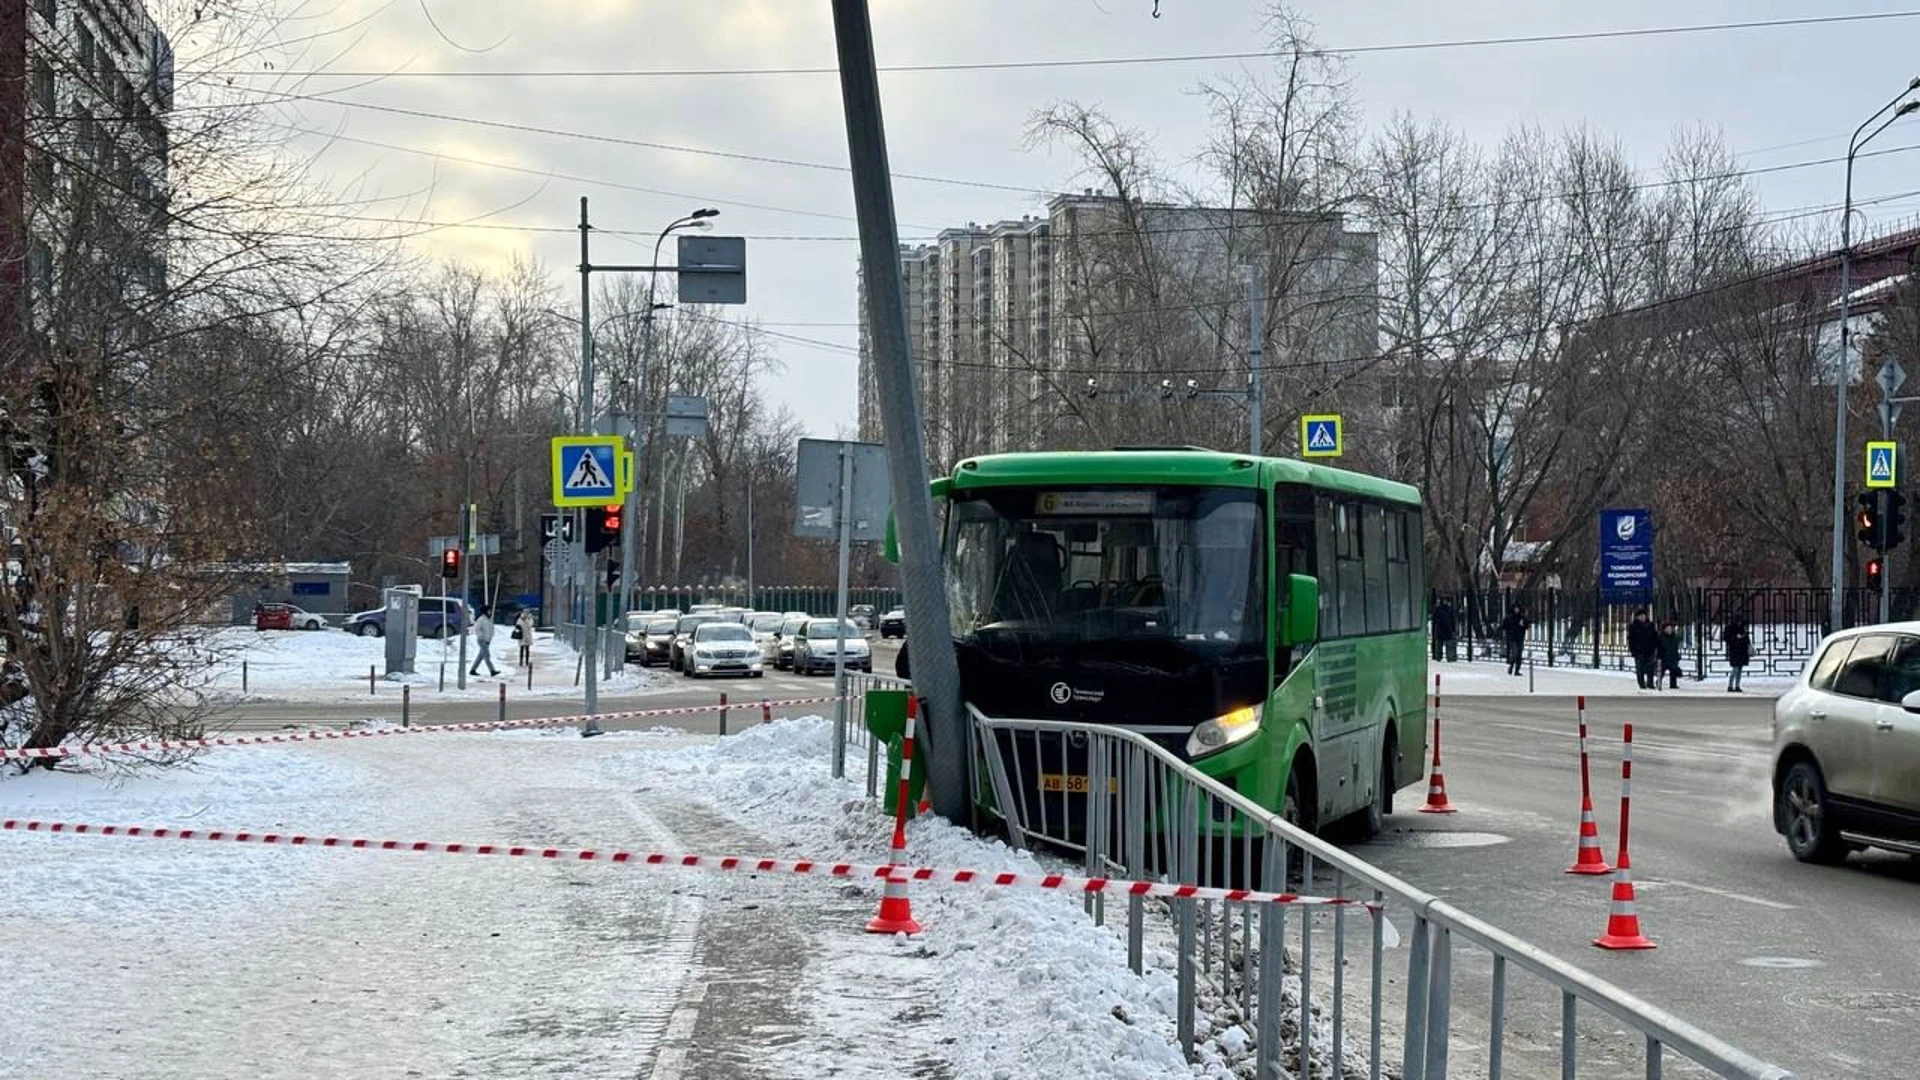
[0,715,1361,1077]
[1432,659,1792,698]
[174,624,651,704]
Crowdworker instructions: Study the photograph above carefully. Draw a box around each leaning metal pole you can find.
[579,196,601,731]
[830,0,969,824]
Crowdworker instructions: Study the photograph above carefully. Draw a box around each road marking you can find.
[1638,878,1797,911]
[1742,956,1823,969]
[648,978,707,1079]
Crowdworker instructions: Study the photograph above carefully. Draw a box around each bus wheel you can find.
[1365,735,1396,840]
[1282,763,1316,884]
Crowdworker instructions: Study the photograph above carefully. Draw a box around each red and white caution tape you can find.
[0,817,1383,912]
[0,695,847,760]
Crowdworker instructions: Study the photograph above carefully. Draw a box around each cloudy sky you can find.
[193,1,1920,436]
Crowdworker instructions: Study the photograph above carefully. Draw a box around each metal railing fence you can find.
[1430,585,1911,680]
[971,713,1794,1080]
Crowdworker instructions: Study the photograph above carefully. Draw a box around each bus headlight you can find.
[1187,704,1262,759]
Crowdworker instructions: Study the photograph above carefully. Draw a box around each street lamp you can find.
[626,209,720,612]
[1829,78,1920,632]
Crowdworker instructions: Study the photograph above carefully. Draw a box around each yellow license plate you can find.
[1039,774,1116,794]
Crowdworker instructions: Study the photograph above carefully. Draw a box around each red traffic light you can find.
[441,548,461,578]
[602,504,622,531]
[1867,557,1885,580]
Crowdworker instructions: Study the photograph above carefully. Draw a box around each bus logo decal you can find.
[1049,682,1073,705]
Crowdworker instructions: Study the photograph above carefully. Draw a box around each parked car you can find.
[793,617,872,675]
[344,598,469,639]
[1773,625,1920,864]
[624,613,660,662]
[669,613,722,672]
[746,612,785,662]
[253,602,294,631]
[773,613,810,670]
[849,604,876,630]
[684,621,764,678]
[878,607,906,639]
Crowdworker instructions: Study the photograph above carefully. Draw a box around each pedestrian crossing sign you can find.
[1301,415,1343,458]
[551,435,634,507]
[1866,440,1899,489]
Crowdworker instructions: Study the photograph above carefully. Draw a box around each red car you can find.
[253,603,294,631]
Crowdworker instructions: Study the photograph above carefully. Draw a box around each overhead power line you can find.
[187,84,1920,208]
[188,10,1920,79]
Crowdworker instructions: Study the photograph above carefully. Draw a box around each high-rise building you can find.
[856,192,1377,467]
[22,0,174,324]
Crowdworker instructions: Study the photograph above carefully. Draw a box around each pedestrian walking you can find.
[1500,603,1529,676]
[894,636,911,680]
[1723,614,1751,693]
[1431,597,1458,663]
[1658,618,1684,690]
[514,608,534,666]
[1627,609,1659,690]
[469,605,500,677]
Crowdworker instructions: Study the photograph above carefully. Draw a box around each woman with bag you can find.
[515,608,534,666]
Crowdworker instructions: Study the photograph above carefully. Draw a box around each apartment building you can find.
[856,192,1377,468]
[22,0,174,316]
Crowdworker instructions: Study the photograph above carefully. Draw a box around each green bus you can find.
[923,446,1427,837]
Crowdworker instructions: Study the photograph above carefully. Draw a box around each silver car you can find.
[792,617,871,676]
[685,622,764,678]
[1773,625,1920,863]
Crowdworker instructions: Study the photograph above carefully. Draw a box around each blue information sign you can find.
[1599,508,1653,605]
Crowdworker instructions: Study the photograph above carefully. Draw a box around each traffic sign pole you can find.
[457,502,471,689]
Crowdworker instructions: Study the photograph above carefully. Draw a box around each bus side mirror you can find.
[885,478,952,565]
[1281,574,1319,646]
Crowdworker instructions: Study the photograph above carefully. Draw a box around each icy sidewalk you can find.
[611,718,1375,1079]
[1432,658,1792,698]
[176,624,652,705]
[0,723,1191,1078]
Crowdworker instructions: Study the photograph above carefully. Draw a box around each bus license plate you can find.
[1040,774,1115,793]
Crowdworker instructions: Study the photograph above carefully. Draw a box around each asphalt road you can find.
[212,639,904,736]
[1355,692,1920,1079]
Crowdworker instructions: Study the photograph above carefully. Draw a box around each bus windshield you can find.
[944,486,1263,665]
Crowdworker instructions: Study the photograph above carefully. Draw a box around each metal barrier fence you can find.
[970,712,1793,1080]
[630,585,902,617]
[1430,585,1915,680]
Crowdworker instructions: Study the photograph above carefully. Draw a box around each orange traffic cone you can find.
[867,695,924,935]
[1594,723,1653,950]
[1567,697,1612,875]
[1419,674,1458,814]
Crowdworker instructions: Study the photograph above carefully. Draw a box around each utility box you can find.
[865,689,925,815]
[383,588,419,675]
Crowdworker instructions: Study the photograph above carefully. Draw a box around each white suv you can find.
[1773,625,1920,863]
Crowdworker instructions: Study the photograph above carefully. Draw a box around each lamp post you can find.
[626,209,719,619]
[1830,78,1920,632]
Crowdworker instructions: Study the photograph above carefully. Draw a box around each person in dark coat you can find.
[894,636,910,680]
[1627,610,1659,690]
[1431,598,1458,663]
[1724,615,1752,693]
[1499,604,1529,676]
[1658,619,1684,689]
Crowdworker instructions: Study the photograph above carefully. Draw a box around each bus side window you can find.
[1315,496,1339,637]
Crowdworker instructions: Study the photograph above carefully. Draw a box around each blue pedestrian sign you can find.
[551,435,634,507]
[1301,414,1343,458]
[1866,440,1898,489]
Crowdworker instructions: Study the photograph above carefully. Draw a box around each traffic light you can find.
[1888,490,1910,549]
[585,504,623,554]
[1868,556,1885,586]
[1858,491,1885,549]
[441,547,461,579]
